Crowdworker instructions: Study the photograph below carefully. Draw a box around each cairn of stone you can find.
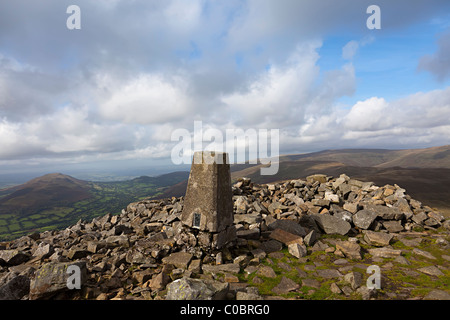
[181,151,236,249]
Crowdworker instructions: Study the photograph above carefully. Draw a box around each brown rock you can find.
[269,228,304,246]
[335,241,362,260]
[161,252,193,269]
[272,276,299,294]
[363,231,393,246]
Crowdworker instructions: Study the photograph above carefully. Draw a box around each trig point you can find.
[181,151,236,249]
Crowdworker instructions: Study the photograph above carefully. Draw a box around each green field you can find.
[0,173,188,241]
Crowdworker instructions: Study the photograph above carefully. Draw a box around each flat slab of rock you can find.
[269,228,304,246]
[166,277,228,300]
[0,250,30,266]
[312,214,351,235]
[382,220,404,233]
[418,266,444,277]
[202,263,241,274]
[316,269,342,279]
[412,248,437,260]
[353,209,377,230]
[336,241,362,260]
[424,289,450,300]
[161,252,193,269]
[363,231,393,246]
[259,240,283,253]
[272,276,299,294]
[29,261,87,300]
[368,247,402,258]
[0,274,30,300]
[267,219,306,237]
[256,265,277,278]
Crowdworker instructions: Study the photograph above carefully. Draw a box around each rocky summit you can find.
[0,173,449,300]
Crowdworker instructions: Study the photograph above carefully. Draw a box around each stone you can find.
[301,278,320,289]
[272,276,300,294]
[236,228,260,240]
[211,226,237,249]
[330,282,342,294]
[181,151,236,248]
[166,277,229,300]
[357,286,378,300]
[148,272,170,290]
[311,199,330,207]
[234,213,262,225]
[0,274,30,300]
[333,258,348,265]
[0,250,31,266]
[382,220,404,233]
[29,261,87,300]
[418,266,444,277]
[394,256,410,265]
[424,289,450,300]
[412,212,428,225]
[288,243,307,258]
[303,230,318,247]
[256,265,277,278]
[394,198,413,218]
[202,263,241,274]
[333,211,353,224]
[335,241,362,260]
[344,271,363,290]
[268,202,289,214]
[259,240,283,253]
[324,192,340,203]
[316,269,342,279]
[267,219,307,237]
[269,228,304,246]
[424,217,440,227]
[284,193,304,206]
[312,214,351,235]
[133,269,154,284]
[67,247,90,260]
[367,205,402,220]
[368,247,402,258]
[412,249,436,260]
[363,231,393,246]
[427,211,445,222]
[353,209,378,230]
[343,202,358,214]
[236,291,263,300]
[32,243,54,260]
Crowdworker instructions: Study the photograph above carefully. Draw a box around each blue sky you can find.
[0,0,450,178]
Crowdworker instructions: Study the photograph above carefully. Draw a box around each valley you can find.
[0,172,189,240]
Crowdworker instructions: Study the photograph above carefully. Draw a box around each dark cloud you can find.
[418,30,450,81]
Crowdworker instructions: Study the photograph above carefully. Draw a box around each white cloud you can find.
[342,40,359,60]
[343,97,391,131]
[98,73,193,125]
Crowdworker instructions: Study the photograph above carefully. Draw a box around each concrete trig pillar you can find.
[181,151,236,249]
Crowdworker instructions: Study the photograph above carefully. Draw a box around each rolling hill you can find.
[0,173,92,216]
[0,171,189,240]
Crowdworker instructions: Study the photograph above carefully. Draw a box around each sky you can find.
[0,0,450,179]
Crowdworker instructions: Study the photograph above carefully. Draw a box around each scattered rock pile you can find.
[1,174,449,300]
